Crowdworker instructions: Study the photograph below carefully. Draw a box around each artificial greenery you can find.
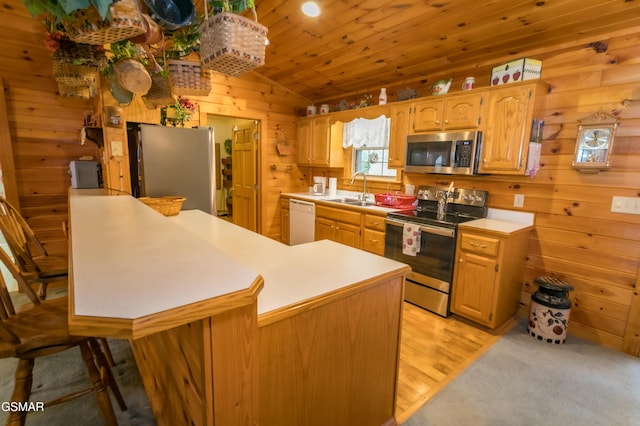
[163,22,201,59]
[208,0,255,14]
[22,0,113,21]
[101,40,148,76]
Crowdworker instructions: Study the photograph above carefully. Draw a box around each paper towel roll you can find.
[328,177,337,196]
[405,184,415,195]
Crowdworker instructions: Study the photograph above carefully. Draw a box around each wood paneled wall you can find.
[0,0,638,354]
[401,34,640,355]
[0,0,310,247]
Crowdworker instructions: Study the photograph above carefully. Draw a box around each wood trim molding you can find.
[622,272,640,356]
[0,78,19,209]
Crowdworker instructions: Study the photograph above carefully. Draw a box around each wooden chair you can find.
[0,197,67,300]
[0,246,126,426]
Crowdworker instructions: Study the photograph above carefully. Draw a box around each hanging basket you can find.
[52,62,100,86]
[143,73,175,108]
[57,82,95,99]
[63,0,146,45]
[52,40,107,86]
[166,59,211,96]
[199,9,268,77]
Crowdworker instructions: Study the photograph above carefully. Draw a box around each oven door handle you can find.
[385,218,455,238]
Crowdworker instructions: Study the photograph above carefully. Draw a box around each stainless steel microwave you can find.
[405,130,482,175]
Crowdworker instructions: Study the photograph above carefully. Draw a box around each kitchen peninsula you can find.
[68,189,410,426]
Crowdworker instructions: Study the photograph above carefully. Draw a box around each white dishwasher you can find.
[289,199,315,245]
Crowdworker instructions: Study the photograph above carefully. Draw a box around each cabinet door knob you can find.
[444,119,449,124]
[370,239,378,243]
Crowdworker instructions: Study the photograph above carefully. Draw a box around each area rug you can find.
[0,338,155,425]
[0,287,155,425]
[404,320,640,426]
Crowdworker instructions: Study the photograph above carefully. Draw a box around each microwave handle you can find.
[386,218,455,238]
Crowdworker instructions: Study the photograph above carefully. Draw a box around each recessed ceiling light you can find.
[301,1,320,17]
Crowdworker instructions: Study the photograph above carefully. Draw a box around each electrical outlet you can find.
[111,140,123,157]
[514,194,525,208]
[611,196,640,214]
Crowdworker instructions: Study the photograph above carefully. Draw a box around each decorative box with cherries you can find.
[490,57,542,86]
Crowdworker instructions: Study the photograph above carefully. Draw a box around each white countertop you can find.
[460,218,533,234]
[69,191,260,319]
[70,190,408,321]
[171,210,408,316]
[461,208,535,233]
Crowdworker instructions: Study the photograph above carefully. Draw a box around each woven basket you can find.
[57,82,95,99]
[143,73,175,108]
[53,62,100,86]
[63,0,146,45]
[200,10,268,77]
[167,59,211,96]
[52,40,107,86]
[139,196,186,216]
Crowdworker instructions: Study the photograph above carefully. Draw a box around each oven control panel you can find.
[416,186,488,207]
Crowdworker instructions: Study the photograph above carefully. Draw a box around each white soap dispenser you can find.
[378,88,387,105]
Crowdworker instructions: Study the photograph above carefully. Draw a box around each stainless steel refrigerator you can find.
[127,123,217,216]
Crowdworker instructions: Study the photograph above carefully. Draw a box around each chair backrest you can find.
[0,243,41,349]
[0,196,49,275]
[0,246,40,313]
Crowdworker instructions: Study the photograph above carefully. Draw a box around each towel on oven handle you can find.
[402,222,421,256]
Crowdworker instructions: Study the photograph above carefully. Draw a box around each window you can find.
[353,147,397,178]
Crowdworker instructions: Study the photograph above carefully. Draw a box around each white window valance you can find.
[342,115,390,149]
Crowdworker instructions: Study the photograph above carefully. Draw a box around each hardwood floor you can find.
[395,302,504,424]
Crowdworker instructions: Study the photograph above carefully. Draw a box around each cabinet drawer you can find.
[362,229,385,255]
[364,214,385,231]
[316,205,361,225]
[459,233,500,257]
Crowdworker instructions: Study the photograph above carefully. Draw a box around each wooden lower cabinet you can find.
[315,217,361,248]
[362,213,386,255]
[451,225,532,329]
[315,205,362,249]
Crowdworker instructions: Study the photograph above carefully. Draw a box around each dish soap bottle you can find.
[378,88,387,105]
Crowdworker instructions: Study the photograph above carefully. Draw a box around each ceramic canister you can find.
[307,105,317,116]
[462,77,475,91]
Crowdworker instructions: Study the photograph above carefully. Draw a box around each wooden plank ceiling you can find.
[193,0,640,102]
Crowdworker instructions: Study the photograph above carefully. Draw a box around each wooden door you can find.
[315,217,335,241]
[335,222,361,249]
[451,251,497,325]
[232,121,258,231]
[409,99,443,133]
[296,118,312,164]
[310,117,331,166]
[479,85,532,174]
[443,93,483,129]
[389,105,410,168]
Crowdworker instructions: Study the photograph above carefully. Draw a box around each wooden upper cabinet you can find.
[297,116,342,167]
[310,116,331,166]
[479,82,547,174]
[296,118,313,164]
[389,104,411,168]
[409,93,483,133]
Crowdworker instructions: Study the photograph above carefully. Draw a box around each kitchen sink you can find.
[324,197,375,207]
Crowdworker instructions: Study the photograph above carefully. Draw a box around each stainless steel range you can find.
[384,185,488,317]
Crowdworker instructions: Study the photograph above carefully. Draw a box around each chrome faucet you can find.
[350,171,367,202]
